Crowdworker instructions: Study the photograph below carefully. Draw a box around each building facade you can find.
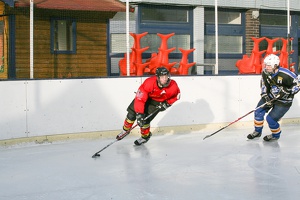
[0,0,126,79]
[109,0,300,75]
[1,0,300,79]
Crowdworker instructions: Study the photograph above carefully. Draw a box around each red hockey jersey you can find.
[134,76,181,113]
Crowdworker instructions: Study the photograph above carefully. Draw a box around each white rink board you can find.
[25,78,141,137]
[1,75,300,140]
[0,81,27,139]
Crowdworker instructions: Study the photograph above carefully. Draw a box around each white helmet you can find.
[264,54,280,69]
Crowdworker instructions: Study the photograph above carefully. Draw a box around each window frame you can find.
[204,8,246,59]
[50,18,77,54]
[108,4,194,76]
[138,4,193,33]
[137,4,194,65]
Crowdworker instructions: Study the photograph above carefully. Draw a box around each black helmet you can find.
[155,67,170,88]
[156,67,170,77]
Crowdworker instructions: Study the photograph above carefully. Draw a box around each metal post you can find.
[30,0,34,79]
[287,0,291,70]
[214,0,218,75]
[126,0,130,76]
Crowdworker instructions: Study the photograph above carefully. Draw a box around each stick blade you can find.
[203,135,211,140]
[92,153,100,158]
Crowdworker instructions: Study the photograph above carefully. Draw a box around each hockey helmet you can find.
[156,67,170,87]
[264,54,280,69]
[156,67,170,77]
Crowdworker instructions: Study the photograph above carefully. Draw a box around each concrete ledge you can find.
[1,118,299,147]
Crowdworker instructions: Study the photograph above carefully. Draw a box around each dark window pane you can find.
[141,8,188,23]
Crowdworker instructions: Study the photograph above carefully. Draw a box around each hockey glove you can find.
[157,101,170,112]
[136,113,146,127]
[261,93,272,106]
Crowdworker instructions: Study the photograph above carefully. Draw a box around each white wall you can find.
[1,76,300,140]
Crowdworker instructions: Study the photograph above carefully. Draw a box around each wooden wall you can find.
[11,8,114,79]
[0,2,7,79]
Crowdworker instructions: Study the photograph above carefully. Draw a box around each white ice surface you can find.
[1,124,300,200]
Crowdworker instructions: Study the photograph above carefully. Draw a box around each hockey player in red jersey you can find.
[116,67,181,145]
[247,54,300,141]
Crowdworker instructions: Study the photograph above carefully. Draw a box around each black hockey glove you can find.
[136,113,146,127]
[157,101,170,112]
[261,93,272,107]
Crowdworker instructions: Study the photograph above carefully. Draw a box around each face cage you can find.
[157,75,171,88]
[264,65,277,75]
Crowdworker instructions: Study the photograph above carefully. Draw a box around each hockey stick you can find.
[92,108,160,158]
[203,99,276,140]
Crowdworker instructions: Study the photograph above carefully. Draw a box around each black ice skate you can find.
[247,131,261,139]
[134,132,152,145]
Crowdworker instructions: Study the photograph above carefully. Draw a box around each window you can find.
[259,37,283,52]
[205,35,243,54]
[51,18,76,54]
[205,11,241,24]
[204,9,244,56]
[110,33,190,54]
[108,4,193,76]
[260,13,287,26]
[204,9,245,74]
[138,5,193,54]
[110,34,134,53]
[140,34,190,53]
[141,8,188,23]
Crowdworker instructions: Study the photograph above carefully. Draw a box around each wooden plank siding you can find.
[11,8,115,79]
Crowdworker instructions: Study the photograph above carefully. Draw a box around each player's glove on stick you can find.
[261,93,272,107]
[136,113,146,127]
[157,101,170,112]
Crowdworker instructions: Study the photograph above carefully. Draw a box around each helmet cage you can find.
[156,67,170,87]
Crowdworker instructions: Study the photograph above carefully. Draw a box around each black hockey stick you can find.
[203,99,276,140]
[92,108,160,158]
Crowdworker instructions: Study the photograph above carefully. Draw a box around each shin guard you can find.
[140,124,150,137]
[254,108,266,133]
[123,118,134,131]
[266,115,281,138]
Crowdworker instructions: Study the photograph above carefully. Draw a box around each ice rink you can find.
[1,124,300,200]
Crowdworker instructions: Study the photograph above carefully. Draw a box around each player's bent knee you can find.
[254,109,265,120]
[266,115,277,126]
[127,112,136,121]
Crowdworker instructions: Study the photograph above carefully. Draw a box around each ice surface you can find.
[1,124,300,200]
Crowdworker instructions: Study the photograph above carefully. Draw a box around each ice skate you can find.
[116,129,130,140]
[134,132,152,145]
[263,134,279,141]
[247,131,261,139]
